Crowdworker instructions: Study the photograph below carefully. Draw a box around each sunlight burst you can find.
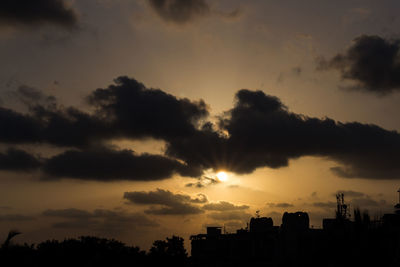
[216,171,228,182]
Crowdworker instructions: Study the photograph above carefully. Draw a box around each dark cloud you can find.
[219,89,400,179]
[0,105,108,148]
[87,76,208,141]
[2,76,400,180]
[203,201,249,211]
[0,0,78,29]
[185,182,204,188]
[2,76,208,149]
[185,176,220,188]
[317,35,400,94]
[43,208,158,232]
[149,0,210,24]
[267,202,294,208]
[0,148,41,171]
[0,214,35,221]
[0,107,42,144]
[124,189,205,215]
[167,88,400,179]
[43,147,200,181]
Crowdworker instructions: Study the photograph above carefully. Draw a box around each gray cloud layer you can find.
[43,208,158,231]
[0,0,78,29]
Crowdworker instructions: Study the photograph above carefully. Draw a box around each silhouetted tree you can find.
[1,230,21,249]
[149,235,187,266]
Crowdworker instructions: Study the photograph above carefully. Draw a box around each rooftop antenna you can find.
[397,188,400,204]
[336,193,350,220]
[395,188,400,214]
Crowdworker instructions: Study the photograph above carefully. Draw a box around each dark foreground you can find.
[1,223,400,267]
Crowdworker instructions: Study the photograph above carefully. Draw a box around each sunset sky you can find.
[1,0,400,250]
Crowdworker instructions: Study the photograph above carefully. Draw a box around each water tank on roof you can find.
[282,212,309,231]
[249,217,273,233]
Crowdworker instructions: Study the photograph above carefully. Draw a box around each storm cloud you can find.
[318,35,400,94]
[2,76,400,180]
[43,147,201,181]
[123,189,205,215]
[149,0,210,24]
[167,88,400,179]
[87,76,208,142]
[0,148,41,171]
[0,0,78,29]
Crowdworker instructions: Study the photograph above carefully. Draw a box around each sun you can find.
[216,171,228,182]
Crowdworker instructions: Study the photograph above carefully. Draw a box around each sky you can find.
[1,0,400,250]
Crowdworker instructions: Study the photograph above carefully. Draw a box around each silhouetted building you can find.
[281,212,309,232]
[249,216,273,233]
[191,217,278,262]
[190,189,400,266]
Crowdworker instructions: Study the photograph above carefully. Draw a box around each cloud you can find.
[317,35,400,94]
[0,107,43,144]
[43,208,158,231]
[123,189,205,215]
[2,76,400,180]
[1,76,208,148]
[185,182,204,188]
[267,202,294,208]
[185,176,220,188]
[15,85,57,108]
[0,148,41,171]
[203,201,249,211]
[0,0,78,29]
[149,0,210,24]
[43,147,201,181]
[168,88,400,179]
[87,76,208,141]
[191,193,208,204]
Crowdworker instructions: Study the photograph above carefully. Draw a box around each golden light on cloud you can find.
[216,171,228,182]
